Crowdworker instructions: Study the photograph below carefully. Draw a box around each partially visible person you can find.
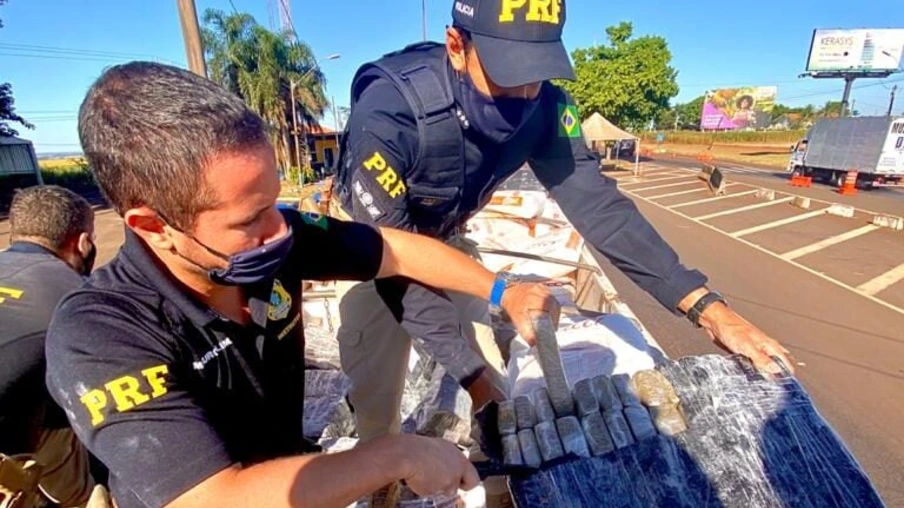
[0,185,97,507]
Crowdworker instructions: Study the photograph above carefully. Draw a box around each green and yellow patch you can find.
[558,103,581,138]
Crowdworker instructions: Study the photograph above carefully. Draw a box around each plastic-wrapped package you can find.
[505,355,883,508]
[303,369,355,440]
[303,325,342,370]
[400,353,472,445]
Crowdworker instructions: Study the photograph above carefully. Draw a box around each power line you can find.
[227,0,239,14]
[0,52,138,63]
[0,42,169,61]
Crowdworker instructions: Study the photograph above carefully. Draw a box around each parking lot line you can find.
[668,189,758,209]
[626,178,701,192]
[857,263,904,296]
[620,175,697,187]
[695,196,794,221]
[781,225,881,261]
[647,186,726,200]
[731,209,827,238]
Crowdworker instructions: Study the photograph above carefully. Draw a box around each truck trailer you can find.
[788,116,904,188]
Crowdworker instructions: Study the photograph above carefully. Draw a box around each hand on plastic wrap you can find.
[502,282,561,347]
[395,434,480,497]
[699,302,795,375]
[466,369,508,411]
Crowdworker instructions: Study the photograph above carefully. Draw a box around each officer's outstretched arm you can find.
[377,226,560,342]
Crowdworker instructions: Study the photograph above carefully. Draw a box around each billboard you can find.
[806,29,904,73]
[701,87,777,130]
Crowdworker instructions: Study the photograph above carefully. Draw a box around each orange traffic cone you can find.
[838,170,857,196]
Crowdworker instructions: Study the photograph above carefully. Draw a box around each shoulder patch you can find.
[301,212,329,230]
[558,103,581,138]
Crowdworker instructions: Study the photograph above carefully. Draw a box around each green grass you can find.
[1,158,98,214]
[640,130,806,145]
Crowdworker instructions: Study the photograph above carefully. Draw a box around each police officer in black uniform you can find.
[335,0,795,471]
[45,61,556,508]
[0,185,97,506]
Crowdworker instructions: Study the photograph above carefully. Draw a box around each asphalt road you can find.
[596,161,904,505]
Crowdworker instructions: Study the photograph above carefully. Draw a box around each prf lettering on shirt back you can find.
[362,152,407,198]
[79,365,169,426]
[499,0,561,24]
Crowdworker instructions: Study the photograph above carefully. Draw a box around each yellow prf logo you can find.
[499,0,561,24]
[79,365,169,427]
[363,151,407,198]
[0,286,24,305]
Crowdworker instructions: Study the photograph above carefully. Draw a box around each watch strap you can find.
[686,291,726,327]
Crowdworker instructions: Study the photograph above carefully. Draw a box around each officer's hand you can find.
[700,302,795,375]
[466,370,507,412]
[502,283,561,346]
[396,435,479,497]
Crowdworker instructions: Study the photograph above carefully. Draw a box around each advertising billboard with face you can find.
[700,87,777,130]
[806,29,904,73]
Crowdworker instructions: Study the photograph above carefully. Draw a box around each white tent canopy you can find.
[581,113,641,174]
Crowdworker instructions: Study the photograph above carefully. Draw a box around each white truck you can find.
[788,116,904,188]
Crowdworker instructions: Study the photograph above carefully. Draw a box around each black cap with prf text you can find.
[451,0,575,88]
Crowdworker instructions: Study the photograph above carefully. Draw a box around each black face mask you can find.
[456,73,541,144]
[80,242,97,276]
[165,220,295,286]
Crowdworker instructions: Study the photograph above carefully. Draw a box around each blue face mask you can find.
[167,217,295,286]
[457,74,541,144]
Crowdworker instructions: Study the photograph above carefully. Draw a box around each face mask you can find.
[169,221,295,286]
[80,242,97,276]
[457,73,541,144]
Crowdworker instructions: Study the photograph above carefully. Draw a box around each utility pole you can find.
[888,85,898,117]
[421,0,427,41]
[674,112,680,132]
[176,0,207,77]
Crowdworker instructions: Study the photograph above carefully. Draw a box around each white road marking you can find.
[618,188,904,316]
[781,225,881,261]
[647,186,721,200]
[731,209,827,238]
[627,179,702,192]
[857,263,904,296]
[694,197,794,221]
[669,190,758,208]
[620,175,696,187]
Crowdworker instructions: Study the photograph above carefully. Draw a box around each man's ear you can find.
[125,207,175,251]
[77,231,93,257]
[446,26,468,73]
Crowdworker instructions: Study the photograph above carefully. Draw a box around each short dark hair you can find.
[78,62,269,230]
[9,185,94,249]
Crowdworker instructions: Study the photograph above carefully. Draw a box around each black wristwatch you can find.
[686,291,727,328]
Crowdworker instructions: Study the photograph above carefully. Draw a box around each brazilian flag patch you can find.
[301,212,328,231]
[558,103,581,138]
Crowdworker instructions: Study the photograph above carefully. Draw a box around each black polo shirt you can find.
[0,242,84,453]
[45,210,383,508]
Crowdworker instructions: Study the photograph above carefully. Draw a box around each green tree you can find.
[202,9,328,171]
[560,22,679,130]
[657,95,704,130]
[0,0,33,137]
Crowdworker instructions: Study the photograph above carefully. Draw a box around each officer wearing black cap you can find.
[334,0,794,480]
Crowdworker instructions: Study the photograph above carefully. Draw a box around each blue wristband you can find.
[489,276,507,309]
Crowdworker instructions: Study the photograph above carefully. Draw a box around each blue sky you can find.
[1,0,902,153]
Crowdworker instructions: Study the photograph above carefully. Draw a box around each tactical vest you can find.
[339,42,465,237]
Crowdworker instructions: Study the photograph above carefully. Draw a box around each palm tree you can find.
[202,9,329,171]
